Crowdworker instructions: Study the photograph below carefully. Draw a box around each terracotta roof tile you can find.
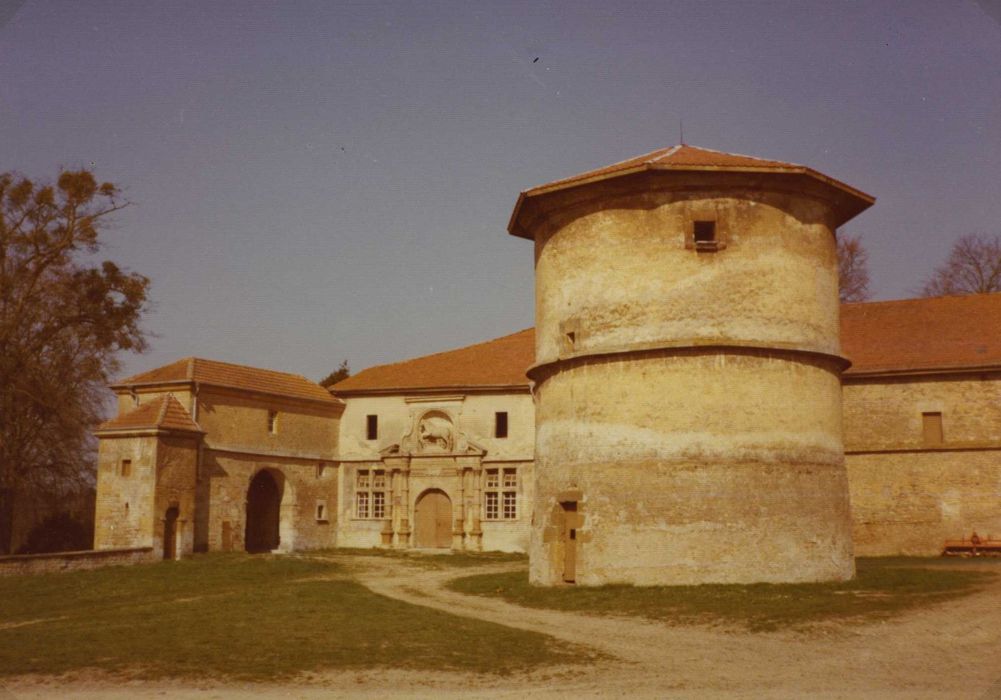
[114,358,338,404]
[524,144,800,195]
[510,144,875,236]
[97,394,203,434]
[331,329,535,393]
[333,295,1001,392]
[841,293,1001,375]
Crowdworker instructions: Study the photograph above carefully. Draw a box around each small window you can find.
[495,411,509,439]
[267,410,278,434]
[120,459,132,477]
[316,462,325,479]
[922,412,943,446]
[315,499,328,522]
[366,414,378,440]
[693,220,717,250]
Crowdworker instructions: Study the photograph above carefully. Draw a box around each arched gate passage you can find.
[245,470,282,552]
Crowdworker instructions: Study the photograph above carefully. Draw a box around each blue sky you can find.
[2,1,999,381]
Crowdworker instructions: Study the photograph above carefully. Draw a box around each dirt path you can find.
[7,555,1001,699]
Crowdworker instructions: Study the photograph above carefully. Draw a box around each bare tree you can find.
[0,170,150,552]
[920,234,1001,297]
[837,232,871,303]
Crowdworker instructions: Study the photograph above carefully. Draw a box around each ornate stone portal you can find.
[380,409,486,550]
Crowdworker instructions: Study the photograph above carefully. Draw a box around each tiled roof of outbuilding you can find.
[96,394,204,434]
[331,328,536,393]
[113,357,339,404]
[332,295,1001,392]
[841,293,1001,375]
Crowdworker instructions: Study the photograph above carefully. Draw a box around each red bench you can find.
[942,534,1001,557]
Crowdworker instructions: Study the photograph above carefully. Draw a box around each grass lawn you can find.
[448,557,998,632]
[311,547,527,569]
[0,553,585,681]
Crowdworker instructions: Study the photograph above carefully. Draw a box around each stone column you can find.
[469,465,483,551]
[453,462,466,550]
[384,456,411,549]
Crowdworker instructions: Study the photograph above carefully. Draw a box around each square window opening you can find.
[495,411,509,439]
[694,220,717,249]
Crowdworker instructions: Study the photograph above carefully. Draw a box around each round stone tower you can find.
[509,144,875,586]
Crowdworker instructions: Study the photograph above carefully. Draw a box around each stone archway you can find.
[414,489,453,549]
[245,470,283,553]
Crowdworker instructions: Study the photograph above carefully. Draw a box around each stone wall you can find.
[200,450,337,553]
[94,435,158,549]
[844,371,1001,555]
[0,547,154,577]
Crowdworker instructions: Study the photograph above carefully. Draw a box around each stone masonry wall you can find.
[844,372,1001,555]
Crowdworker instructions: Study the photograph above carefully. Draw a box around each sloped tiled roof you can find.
[332,295,1001,392]
[331,329,536,393]
[112,357,338,404]
[841,293,1001,375]
[96,394,204,434]
[509,144,875,236]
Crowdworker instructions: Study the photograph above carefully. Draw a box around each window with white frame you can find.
[484,467,517,520]
[355,468,387,519]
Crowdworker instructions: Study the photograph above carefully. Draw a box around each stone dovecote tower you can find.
[508,144,875,586]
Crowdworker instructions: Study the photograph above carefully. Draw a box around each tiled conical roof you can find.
[509,143,875,236]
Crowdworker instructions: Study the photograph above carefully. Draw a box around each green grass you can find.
[448,557,998,632]
[0,553,585,681]
[310,547,527,569]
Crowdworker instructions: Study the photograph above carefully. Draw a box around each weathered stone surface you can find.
[520,170,860,586]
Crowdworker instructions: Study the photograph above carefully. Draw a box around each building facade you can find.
[92,145,1001,584]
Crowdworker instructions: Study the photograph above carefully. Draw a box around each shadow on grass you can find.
[447,557,998,632]
[0,552,584,681]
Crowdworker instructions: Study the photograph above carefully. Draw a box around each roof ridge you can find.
[648,144,683,163]
[678,143,804,167]
[156,394,172,425]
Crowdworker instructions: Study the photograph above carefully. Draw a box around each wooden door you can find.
[163,507,179,560]
[561,501,578,583]
[415,490,452,548]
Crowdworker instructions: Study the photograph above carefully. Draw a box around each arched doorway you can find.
[414,489,452,549]
[163,506,179,560]
[245,470,282,553]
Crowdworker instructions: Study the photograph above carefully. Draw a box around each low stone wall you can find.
[0,547,154,577]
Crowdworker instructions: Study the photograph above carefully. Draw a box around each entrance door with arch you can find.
[414,489,452,549]
[245,470,282,552]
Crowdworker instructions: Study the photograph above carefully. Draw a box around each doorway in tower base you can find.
[245,470,283,552]
[414,489,452,548]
